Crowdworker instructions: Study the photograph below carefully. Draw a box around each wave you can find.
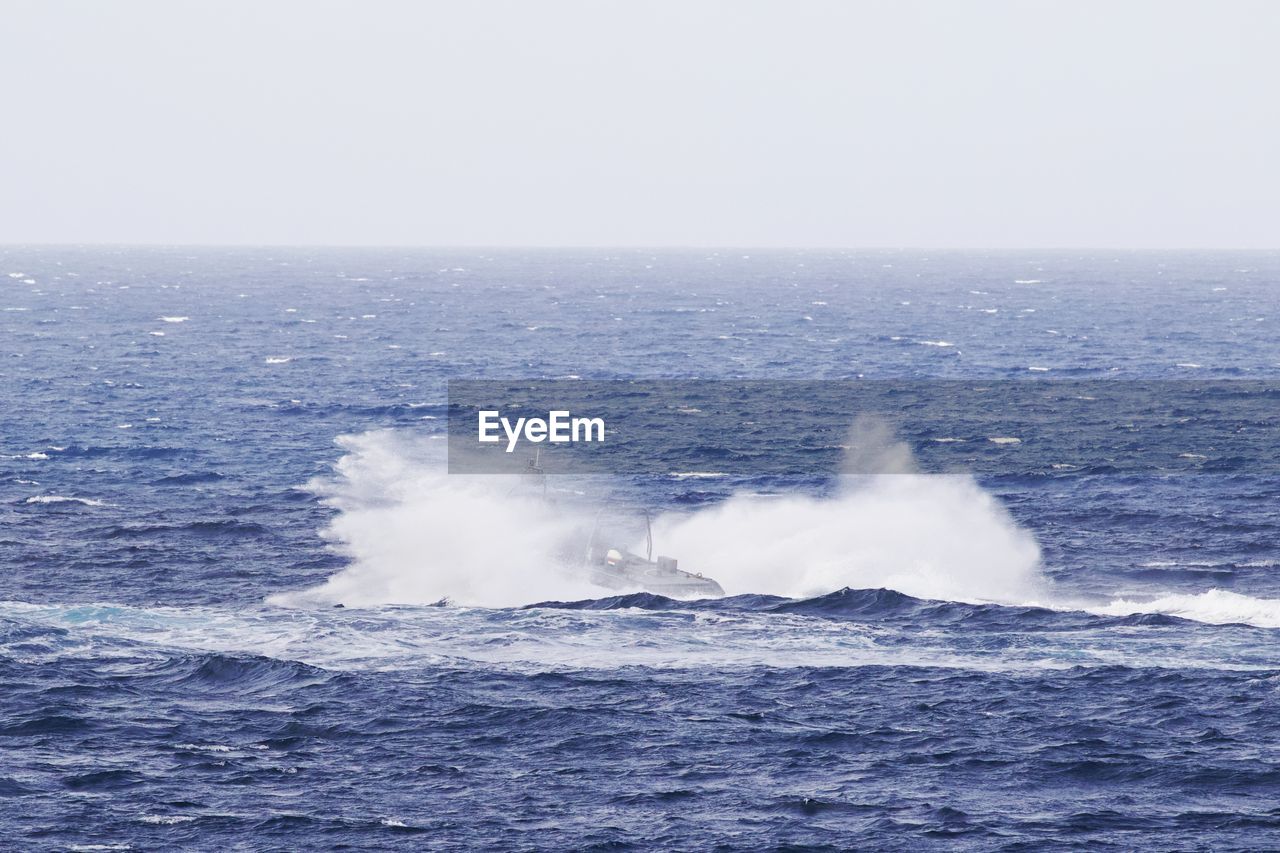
[23,495,107,507]
[266,430,1278,632]
[271,427,1046,608]
[527,586,1107,630]
[530,585,1280,633]
[1092,589,1280,629]
[648,471,1043,605]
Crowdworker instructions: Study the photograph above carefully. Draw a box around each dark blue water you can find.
[3,248,1280,850]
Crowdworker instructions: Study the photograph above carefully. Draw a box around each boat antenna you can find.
[644,509,653,561]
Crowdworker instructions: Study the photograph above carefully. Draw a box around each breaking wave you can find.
[271,426,1047,608]
[1092,589,1280,629]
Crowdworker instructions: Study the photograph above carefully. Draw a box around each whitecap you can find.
[24,496,106,506]
[1094,589,1280,629]
[175,743,233,752]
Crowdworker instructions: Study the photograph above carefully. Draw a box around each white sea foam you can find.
[25,496,106,507]
[272,426,1045,608]
[652,472,1043,604]
[267,431,602,609]
[1093,589,1280,629]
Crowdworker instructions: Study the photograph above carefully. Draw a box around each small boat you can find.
[517,451,726,598]
[582,508,725,598]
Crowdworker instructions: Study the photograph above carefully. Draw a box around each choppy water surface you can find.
[2,248,1280,849]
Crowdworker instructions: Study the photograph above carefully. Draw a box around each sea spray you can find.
[273,424,1047,608]
[654,416,1045,604]
[268,430,602,608]
[651,474,1044,604]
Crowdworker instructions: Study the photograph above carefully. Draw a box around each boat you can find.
[581,507,725,598]
[518,451,725,598]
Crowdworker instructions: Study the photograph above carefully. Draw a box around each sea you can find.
[2,247,1279,850]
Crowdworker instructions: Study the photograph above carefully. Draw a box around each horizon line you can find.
[2,243,1279,253]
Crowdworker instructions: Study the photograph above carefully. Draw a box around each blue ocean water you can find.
[2,247,1280,850]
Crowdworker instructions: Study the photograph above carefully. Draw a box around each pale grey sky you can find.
[3,0,1277,247]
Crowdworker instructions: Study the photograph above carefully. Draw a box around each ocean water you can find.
[2,247,1280,850]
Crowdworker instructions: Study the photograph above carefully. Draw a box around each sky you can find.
[3,0,1277,248]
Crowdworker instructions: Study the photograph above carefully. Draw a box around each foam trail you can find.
[1093,590,1280,629]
